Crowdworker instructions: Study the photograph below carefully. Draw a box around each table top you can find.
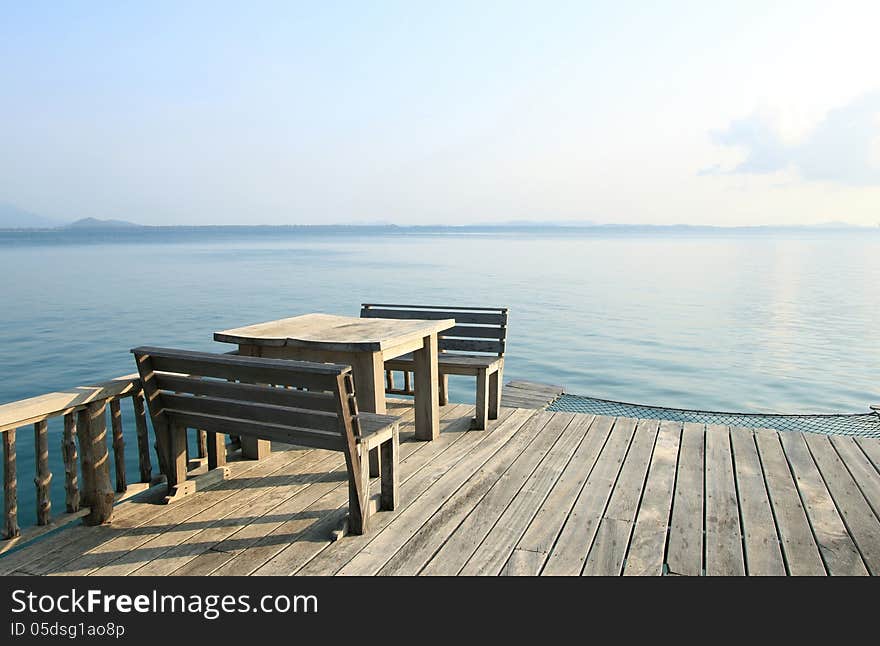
[214,313,455,353]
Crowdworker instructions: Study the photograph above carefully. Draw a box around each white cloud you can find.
[708,91,880,186]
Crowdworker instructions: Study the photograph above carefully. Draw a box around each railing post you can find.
[33,420,51,525]
[2,429,19,539]
[82,401,114,525]
[110,399,126,493]
[132,392,152,483]
[76,408,93,507]
[62,413,80,512]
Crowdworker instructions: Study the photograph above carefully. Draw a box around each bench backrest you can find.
[360,304,508,357]
[131,346,363,451]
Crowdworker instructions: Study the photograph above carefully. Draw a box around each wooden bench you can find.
[360,304,507,430]
[131,346,399,535]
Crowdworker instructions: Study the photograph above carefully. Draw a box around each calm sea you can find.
[1,226,878,526]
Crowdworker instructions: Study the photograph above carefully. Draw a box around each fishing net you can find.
[546,393,880,438]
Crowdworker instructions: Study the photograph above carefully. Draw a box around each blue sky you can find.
[1,1,878,225]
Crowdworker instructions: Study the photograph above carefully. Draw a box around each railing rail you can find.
[0,374,155,546]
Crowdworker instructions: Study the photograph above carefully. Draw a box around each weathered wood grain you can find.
[3,429,19,539]
[753,429,825,575]
[704,425,744,575]
[503,415,613,575]
[779,432,867,575]
[729,427,784,575]
[541,417,638,575]
[62,413,80,513]
[665,422,705,576]
[582,419,660,576]
[803,432,880,574]
[623,420,682,576]
[33,420,51,525]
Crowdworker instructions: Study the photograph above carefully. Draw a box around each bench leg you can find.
[474,368,489,430]
[369,446,380,478]
[489,368,502,420]
[380,433,399,511]
[439,373,449,406]
[348,445,372,535]
[241,436,271,460]
[168,423,188,491]
[206,432,226,470]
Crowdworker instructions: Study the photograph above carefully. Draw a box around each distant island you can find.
[65,217,141,229]
[0,202,875,232]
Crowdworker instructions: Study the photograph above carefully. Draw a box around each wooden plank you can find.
[163,411,345,452]
[501,390,555,403]
[778,432,867,575]
[665,422,704,576]
[361,308,504,326]
[443,325,507,340]
[201,404,475,576]
[803,432,880,574]
[541,417,639,575]
[729,427,784,575]
[88,448,342,576]
[134,346,345,391]
[0,481,161,557]
[854,437,880,472]
[154,374,338,413]
[42,445,321,576]
[404,412,575,576]
[293,404,497,575]
[459,415,595,576]
[362,303,507,313]
[830,435,880,521]
[160,393,340,433]
[505,381,564,394]
[582,419,660,575]
[216,313,455,352]
[439,338,504,354]
[623,420,682,576]
[334,409,538,575]
[61,413,80,512]
[0,374,141,434]
[32,420,52,525]
[704,425,744,575]
[0,442,308,575]
[503,415,614,575]
[167,402,424,575]
[753,430,825,575]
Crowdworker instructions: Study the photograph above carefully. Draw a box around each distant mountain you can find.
[483,219,597,227]
[65,217,141,229]
[0,203,64,228]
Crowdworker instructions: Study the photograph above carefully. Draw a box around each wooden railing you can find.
[0,374,156,548]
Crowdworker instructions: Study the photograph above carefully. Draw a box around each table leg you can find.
[351,351,386,414]
[413,333,440,441]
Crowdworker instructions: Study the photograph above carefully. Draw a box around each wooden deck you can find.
[2,396,879,576]
[500,380,564,409]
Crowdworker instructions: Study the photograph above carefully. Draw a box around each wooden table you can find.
[214,313,455,453]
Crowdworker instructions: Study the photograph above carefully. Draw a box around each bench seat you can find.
[361,304,508,431]
[385,352,503,375]
[132,346,400,536]
[356,412,399,446]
